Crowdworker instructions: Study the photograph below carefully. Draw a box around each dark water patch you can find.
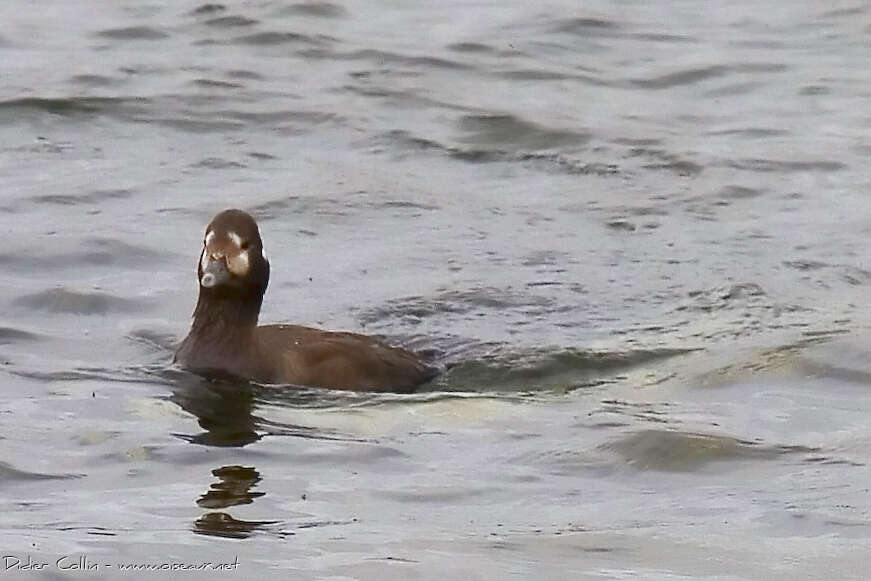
[0,327,42,345]
[373,130,616,176]
[588,400,675,427]
[276,2,347,18]
[677,283,766,314]
[0,461,83,482]
[447,41,496,54]
[605,219,637,232]
[457,114,590,151]
[372,200,440,211]
[311,48,473,71]
[0,96,149,120]
[800,85,830,96]
[520,250,572,267]
[190,3,226,15]
[822,6,868,18]
[213,108,339,127]
[342,83,475,113]
[152,117,246,133]
[68,74,118,87]
[627,147,703,176]
[203,15,259,27]
[233,31,327,46]
[226,69,264,80]
[631,65,730,89]
[552,17,620,35]
[718,185,765,200]
[29,188,134,207]
[192,78,245,89]
[631,32,698,43]
[600,429,810,471]
[96,26,169,40]
[358,287,556,327]
[721,158,845,173]
[193,511,279,539]
[803,456,864,467]
[784,260,828,272]
[247,194,352,222]
[191,157,247,169]
[10,368,133,383]
[438,347,694,393]
[632,62,788,90]
[497,69,577,81]
[247,151,278,160]
[12,288,149,315]
[839,267,871,286]
[0,237,164,271]
[707,127,788,138]
[705,81,763,98]
[782,261,871,287]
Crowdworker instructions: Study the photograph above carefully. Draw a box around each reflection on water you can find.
[198,465,265,509]
[170,376,261,447]
[193,511,278,540]
[3,0,871,577]
[194,465,274,540]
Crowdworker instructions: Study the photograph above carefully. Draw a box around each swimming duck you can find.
[174,209,439,392]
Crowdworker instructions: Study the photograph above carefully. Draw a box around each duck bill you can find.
[200,258,231,288]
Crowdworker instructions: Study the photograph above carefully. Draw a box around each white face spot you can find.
[228,231,242,248]
[227,249,250,276]
[205,230,216,246]
[199,249,209,273]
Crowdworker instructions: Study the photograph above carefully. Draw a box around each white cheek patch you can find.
[227,249,250,276]
[199,249,209,273]
[228,231,242,248]
[205,230,216,246]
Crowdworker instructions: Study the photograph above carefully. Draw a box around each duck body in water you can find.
[174,209,440,392]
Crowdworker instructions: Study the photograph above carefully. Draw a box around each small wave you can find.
[29,188,134,207]
[202,15,259,28]
[12,288,150,315]
[370,130,618,176]
[457,113,590,151]
[721,158,845,173]
[436,347,694,393]
[189,3,226,16]
[599,429,815,472]
[274,2,347,18]
[306,47,473,71]
[95,26,170,41]
[0,327,42,345]
[232,31,327,46]
[357,286,557,327]
[0,461,83,482]
[0,96,149,119]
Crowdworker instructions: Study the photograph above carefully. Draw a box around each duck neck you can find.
[189,290,263,349]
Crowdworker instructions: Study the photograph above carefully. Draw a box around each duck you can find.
[174,209,440,392]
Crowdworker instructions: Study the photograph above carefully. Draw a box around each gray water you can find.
[2,1,871,579]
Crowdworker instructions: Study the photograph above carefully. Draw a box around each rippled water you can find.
[2,1,871,579]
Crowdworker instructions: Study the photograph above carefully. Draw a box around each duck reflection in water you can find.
[194,465,278,539]
[170,374,261,447]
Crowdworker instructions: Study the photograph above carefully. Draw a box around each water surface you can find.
[2,1,871,579]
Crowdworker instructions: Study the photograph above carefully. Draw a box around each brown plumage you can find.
[174,209,439,392]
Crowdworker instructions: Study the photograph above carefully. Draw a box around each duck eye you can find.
[240,241,250,250]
